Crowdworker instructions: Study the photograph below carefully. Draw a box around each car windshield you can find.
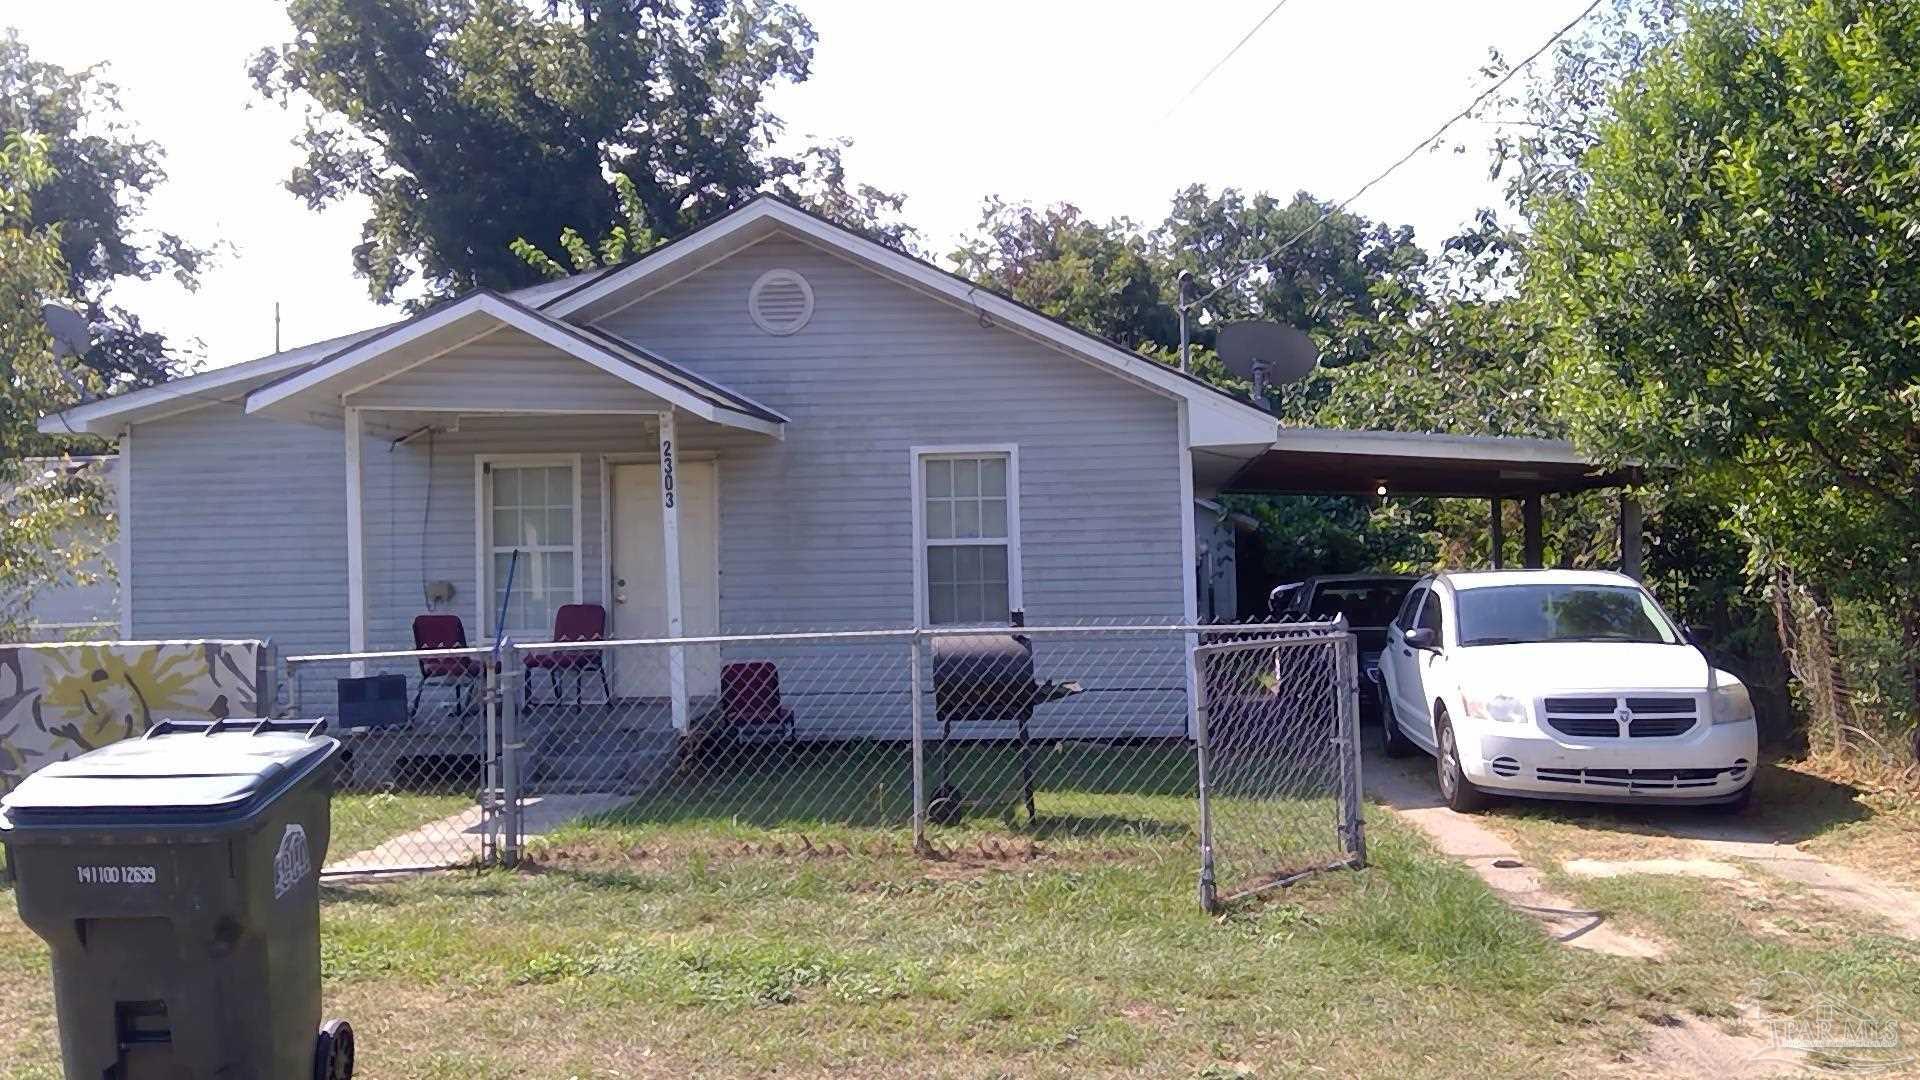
[1455,583,1679,646]
[1305,581,1413,626]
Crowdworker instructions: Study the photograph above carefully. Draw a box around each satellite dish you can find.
[1215,320,1318,406]
[41,302,92,359]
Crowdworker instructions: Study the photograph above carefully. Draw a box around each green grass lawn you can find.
[3,747,1914,1077]
[328,791,476,863]
[561,741,1347,897]
[5,813,1627,1079]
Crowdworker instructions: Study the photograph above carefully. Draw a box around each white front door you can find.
[610,459,720,699]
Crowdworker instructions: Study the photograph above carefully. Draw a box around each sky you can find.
[5,0,1593,372]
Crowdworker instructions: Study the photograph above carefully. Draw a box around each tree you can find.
[951,199,1177,353]
[253,0,866,305]
[513,141,918,279]
[0,31,208,387]
[0,134,107,637]
[1531,0,1920,715]
[1161,186,1429,372]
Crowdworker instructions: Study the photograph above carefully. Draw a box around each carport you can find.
[1205,428,1645,575]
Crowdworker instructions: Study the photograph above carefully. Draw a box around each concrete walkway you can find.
[325,793,629,874]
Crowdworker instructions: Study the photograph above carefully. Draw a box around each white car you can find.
[1377,569,1758,812]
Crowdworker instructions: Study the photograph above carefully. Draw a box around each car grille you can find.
[1541,694,1699,739]
[1534,766,1734,791]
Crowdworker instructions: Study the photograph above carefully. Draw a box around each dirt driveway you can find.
[1364,743,1920,1077]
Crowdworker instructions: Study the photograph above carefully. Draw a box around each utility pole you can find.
[274,301,282,353]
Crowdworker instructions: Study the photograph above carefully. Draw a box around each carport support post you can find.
[1521,494,1544,569]
[1620,493,1644,579]
[1489,498,1505,569]
[660,410,689,734]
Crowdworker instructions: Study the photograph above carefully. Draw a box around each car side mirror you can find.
[1404,627,1436,649]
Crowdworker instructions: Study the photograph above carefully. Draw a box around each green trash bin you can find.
[0,718,356,1079]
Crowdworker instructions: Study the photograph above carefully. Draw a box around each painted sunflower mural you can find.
[0,641,266,794]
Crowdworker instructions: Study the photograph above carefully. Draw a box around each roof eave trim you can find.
[244,291,785,434]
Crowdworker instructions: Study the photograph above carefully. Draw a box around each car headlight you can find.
[1462,692,1528,724]
[1711,678,1755,726]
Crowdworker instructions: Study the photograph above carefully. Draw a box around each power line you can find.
[1186,0,1605,312]
[1160,0,1301,122]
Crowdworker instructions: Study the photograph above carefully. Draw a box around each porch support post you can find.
[659,409,689,733]
[1489,497,1505,570]
[1521,493,1545,569]
[345,406,368,672]
[1620,492,1644,580]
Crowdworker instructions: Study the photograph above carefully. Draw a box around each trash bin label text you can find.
[273,824,311,899]
[75,865,157,886]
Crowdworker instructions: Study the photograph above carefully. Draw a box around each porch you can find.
[243,291,791,735]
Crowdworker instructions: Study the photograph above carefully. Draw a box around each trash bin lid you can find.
[0,721,338,832]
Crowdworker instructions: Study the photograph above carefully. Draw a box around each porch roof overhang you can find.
[1222,428,1640,499]
[243,290,788,436]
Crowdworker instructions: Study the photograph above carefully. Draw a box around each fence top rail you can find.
[287,644,494,665]
[1193,630,1355,657]
[507,620,1351,651]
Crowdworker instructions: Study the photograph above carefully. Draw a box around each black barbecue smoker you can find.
[928,629,1082,825]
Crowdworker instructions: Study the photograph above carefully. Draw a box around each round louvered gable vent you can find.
[748,269,814,335]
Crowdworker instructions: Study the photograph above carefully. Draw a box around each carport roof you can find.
[1223,428,1639,498]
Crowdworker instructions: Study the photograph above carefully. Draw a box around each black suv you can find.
[1270,574,1418,720]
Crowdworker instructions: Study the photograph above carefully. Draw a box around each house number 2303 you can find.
[660,440,675,509]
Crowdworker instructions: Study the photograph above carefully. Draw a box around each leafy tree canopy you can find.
[951,198,1176,354]
[254,0,913,304]
[1531,0,1920,606]
[0,31,208,387]
[0,134,108,635]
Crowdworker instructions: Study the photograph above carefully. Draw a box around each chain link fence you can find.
[1194,629,1364,912]
[284,646,517,875]
[280,620,1362,909]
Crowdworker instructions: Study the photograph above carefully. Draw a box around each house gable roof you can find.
[539,195,1278,450]
[41,195,1274,448]
[244,290,786,435]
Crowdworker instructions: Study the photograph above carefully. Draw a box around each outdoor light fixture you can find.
[1374,481,1389,497]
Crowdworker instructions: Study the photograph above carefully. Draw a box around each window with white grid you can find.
[918,451,1019,625]
[484,459,579,639]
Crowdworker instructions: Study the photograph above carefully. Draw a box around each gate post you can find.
[500,644,524,868]
[1191,642,1219,914]
[482,654,501,866]
[1335,627,1367,868]
[908,630,929,855]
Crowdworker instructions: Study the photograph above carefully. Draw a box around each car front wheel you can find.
[1434,709,1491,813]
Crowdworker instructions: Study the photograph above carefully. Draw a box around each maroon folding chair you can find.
[720,661,796,741]
[524,603,611,708]
[411,613,483,718]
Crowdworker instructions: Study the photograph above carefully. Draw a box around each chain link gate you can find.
[283,646,521,875]
[1193,619,1364,912]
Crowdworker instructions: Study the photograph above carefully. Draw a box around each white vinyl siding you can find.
[919,451,1016,625]
[123,403,349,659]
[599,237,1184,634]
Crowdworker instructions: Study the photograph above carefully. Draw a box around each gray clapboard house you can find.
[40,196,1279,739]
